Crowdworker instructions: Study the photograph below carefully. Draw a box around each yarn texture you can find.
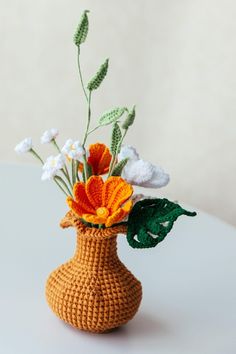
[67,175,133,227]
[15,9,197,335]
[46,211,142,333]
[127,198,197,248]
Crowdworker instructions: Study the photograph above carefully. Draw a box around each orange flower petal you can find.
[107,179,133,213]
[105,200,133,227]
[121,199,133,213]
[73,182,95,214]
[66,197,88,218]
[97,146,112,174]
[105,209,124,228]
[85,175,104,209]
[88,143,112,175]
[102,176,124,206]
[82,214,107,225]
[68,175,133,228]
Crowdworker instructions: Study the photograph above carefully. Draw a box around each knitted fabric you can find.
[46,212,142,333]
[87,143,112,175]
[127,198,197,248]
[67,175,133,227]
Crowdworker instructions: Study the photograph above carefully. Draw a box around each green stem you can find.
[71,159,76,186]
[52,139,72,188]
[77,48,88,102]
[108,154,116,177]
[30,149,44,164]
[77,48,92,182]
[52,139,61,153]
[81,90,92,181]
[30,147,72,197]
[53,177,68,197]
[54,175,73,197]
[119,129,128,150]
[87,125,100,135]
[108,129,128,177]
[61,169,73,189]
[82,90,92,146]
[75,160,80,182]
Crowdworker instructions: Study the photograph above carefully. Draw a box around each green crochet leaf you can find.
[111,158,129,176]
[74,10,89,46]
[99,107,126,126]
[127,198,197,249]
[122,105,136,130]
[87,58,109,91]
[110,122,122,154]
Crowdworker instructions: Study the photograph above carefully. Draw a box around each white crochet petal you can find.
[14,137,33,154]
[118,145,140,163]
[61,139,85,161]
[41,154,65,181]
[122,160,154,185]
[119,145,170,189]
[40,128,59,144]
[141,165,170,188]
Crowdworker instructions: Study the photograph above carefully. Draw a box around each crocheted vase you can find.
[45,212,142,333]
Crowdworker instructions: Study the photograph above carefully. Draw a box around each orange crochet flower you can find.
[67,176,133,227]
[87,143,112,175]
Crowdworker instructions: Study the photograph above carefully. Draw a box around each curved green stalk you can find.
[87,125,100,135]
[52,139,73,189]
[82,90,92,146]
[54,175,73,197]
[82,91,92,181]
[53,177,68,196]
[71,159,76,185]
[77,48,88,102]
[30,149,44,164]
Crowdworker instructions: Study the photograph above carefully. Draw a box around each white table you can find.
[1,164,236,354]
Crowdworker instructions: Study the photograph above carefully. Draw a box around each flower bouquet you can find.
[15,10,196,333]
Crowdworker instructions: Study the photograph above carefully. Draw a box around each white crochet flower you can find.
[41,154,65,181]
[40,128,59,144]
[118,145,139,162]
[62,139,85,161]
[118,145,170,189]
[141,163,169,188]
[14,137,33,154]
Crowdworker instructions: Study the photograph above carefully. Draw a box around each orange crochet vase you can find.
[45,212,142,333]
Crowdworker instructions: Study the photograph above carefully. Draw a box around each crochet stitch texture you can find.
[46,212,142,333]
[67,175,133,227]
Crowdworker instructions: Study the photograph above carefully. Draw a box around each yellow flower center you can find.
[96,207,109,218]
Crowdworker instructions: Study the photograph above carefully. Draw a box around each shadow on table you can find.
[63,311,169,343]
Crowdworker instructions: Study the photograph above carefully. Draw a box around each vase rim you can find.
[60,211,127,239]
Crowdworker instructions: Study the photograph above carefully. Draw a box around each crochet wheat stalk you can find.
[46,212,142,333]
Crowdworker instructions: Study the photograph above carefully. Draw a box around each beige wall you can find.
[1,0,236,225]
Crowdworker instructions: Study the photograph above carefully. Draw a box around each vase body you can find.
[46,217,142,333]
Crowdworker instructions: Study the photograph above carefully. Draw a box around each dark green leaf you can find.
[127,198,197,249]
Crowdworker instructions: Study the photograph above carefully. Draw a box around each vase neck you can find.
[73,232,119,269]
